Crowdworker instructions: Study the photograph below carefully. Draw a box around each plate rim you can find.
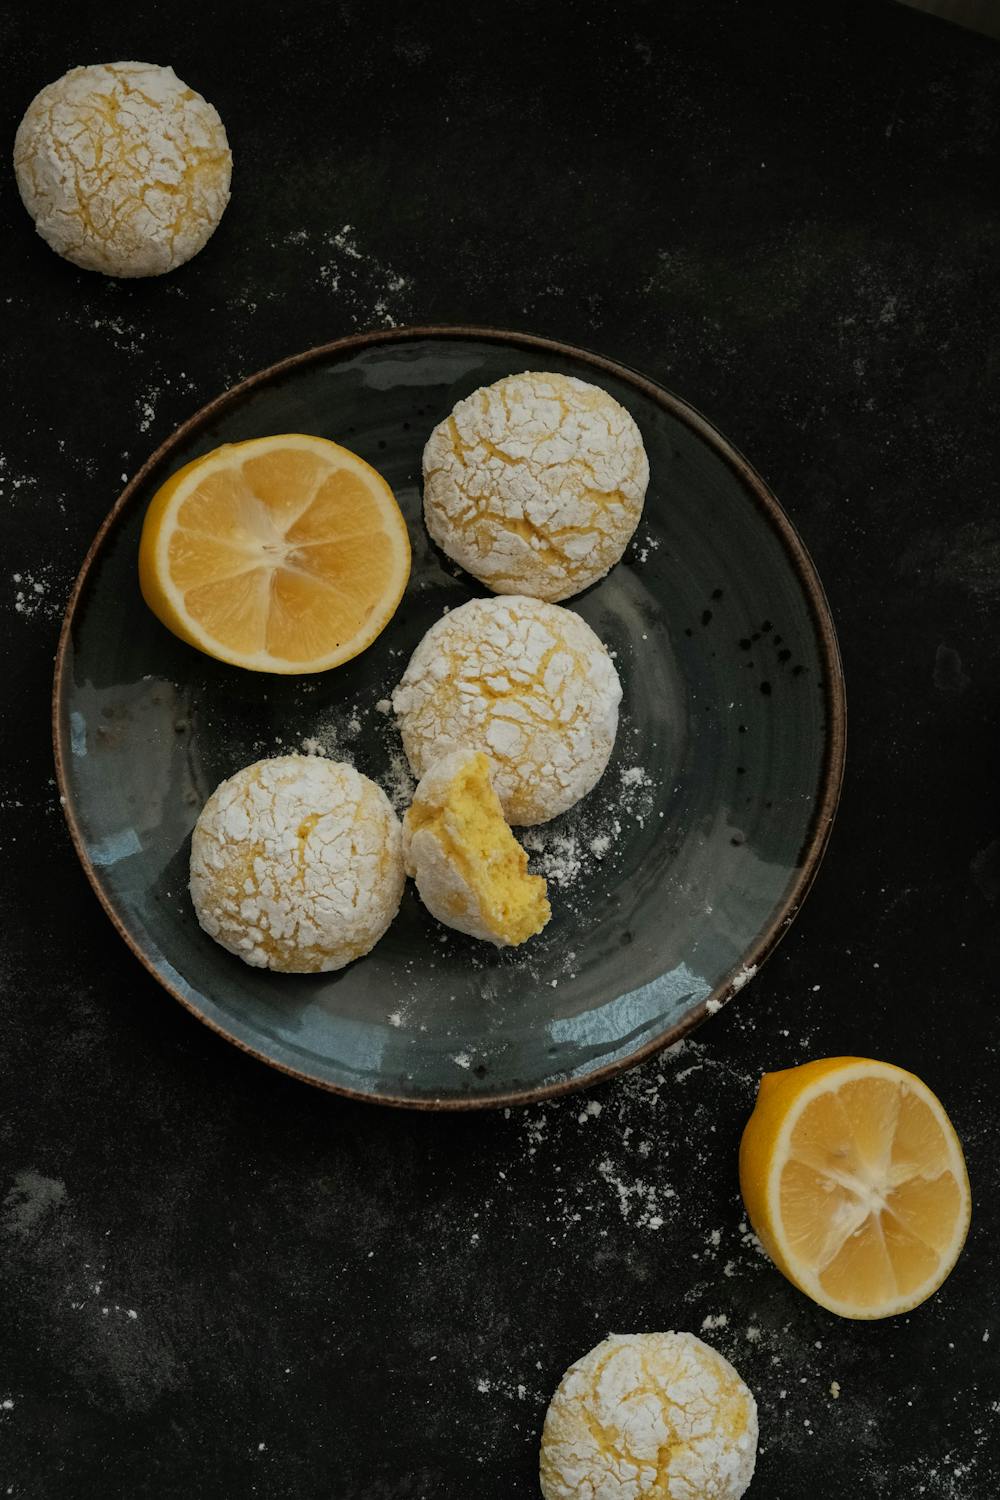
[52,324,847,1110]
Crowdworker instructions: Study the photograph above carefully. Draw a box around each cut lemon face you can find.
[739,1057,970,1319]
[138,434,410,673]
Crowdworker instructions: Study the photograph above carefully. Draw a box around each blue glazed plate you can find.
[53,328,845,1108]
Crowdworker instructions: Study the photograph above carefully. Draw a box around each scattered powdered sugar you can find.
[136,386,160,433]
[521,1111,550,1158]
[277,222,412,327]
[288,692,417,813]
[620,765,650,788]
[519,733,659,893]
[632,530,662,564]
[11,565,63,622]
[384,750,416,814]
[866,1429,998,1498]
[475,1371,541,1404]
[490,1037,763,1253]
[597,1155,675,1229]
[522,829,587,889]
[738,1217,768,1257]
[298,709,361,760]
[616,762,656,829]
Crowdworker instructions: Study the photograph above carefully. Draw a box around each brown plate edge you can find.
[51,323,847,1112]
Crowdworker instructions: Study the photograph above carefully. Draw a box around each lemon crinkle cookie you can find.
[14,61,231,277]
[423,371,649,601]
[540,1332,758,1500]
[392,595,621,827]
[403,748,550,946]
[190,756,403,973]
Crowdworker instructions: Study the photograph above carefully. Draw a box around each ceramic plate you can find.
[53,328,845,1108]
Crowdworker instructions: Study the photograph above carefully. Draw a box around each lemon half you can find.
[138,433,410,673]
[739,1057,971,1319]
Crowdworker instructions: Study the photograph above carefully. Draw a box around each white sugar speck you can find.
[620,766,651,788]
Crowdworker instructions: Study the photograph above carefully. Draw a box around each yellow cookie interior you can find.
[409,753,550,945]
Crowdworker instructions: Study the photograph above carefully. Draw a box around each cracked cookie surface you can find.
[14,61,231,277]
[423,371,648,602]
[189,756,403,973]
[392,596,621,827]
[540,1332,758,1500]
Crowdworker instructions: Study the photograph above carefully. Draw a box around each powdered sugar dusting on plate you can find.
[520,719,659,891]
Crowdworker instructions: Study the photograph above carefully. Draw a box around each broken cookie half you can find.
[403,747,551,947]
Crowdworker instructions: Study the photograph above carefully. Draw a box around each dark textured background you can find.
[2,2,999,1496]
